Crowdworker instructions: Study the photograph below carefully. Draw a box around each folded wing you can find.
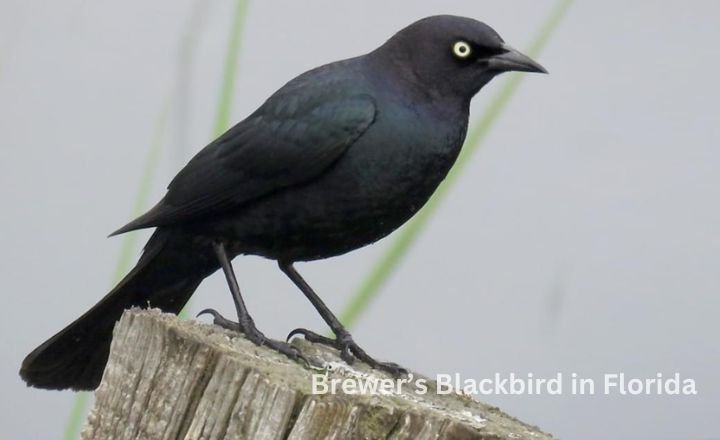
[112,82,376,235]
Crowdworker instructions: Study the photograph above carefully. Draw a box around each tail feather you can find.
[20,230,218,390]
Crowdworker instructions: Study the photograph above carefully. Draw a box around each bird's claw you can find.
[197,308,312,367]
[287,327,408,377]
[286,328,337,346]
[262,338,312,369]
[197,308,241,332]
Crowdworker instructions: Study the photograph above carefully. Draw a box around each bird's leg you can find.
[208,242,254,333]
[279,261,406,376]
[197,243,308,366]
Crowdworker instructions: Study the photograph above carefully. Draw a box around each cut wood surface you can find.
[81,308,552,440]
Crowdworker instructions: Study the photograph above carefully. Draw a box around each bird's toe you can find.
[197,308,241,332]
[286,327,337,346]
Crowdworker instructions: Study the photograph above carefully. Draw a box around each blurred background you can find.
[1,1,718,438]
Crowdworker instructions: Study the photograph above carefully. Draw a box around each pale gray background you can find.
[1,1,718,439]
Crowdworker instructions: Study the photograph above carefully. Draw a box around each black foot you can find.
[287,328,407,376]
[198,309,310,368]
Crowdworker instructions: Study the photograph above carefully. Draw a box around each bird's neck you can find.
[364,50,469,118]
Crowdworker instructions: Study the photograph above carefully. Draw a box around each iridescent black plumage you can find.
[21,15,545,390]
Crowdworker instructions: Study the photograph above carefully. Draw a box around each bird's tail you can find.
[20,229,219,391]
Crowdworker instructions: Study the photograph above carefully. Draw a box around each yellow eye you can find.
[452,41,472,59]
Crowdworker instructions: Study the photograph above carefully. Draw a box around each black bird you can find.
[21,15,546,390]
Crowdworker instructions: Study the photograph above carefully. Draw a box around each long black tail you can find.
[20,229,219,391]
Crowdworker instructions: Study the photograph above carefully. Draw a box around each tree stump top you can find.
[82,308,552,439]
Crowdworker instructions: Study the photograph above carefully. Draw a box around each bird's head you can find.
[372,15,547,101]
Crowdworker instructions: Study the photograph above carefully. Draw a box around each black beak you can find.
[488,43,548,74]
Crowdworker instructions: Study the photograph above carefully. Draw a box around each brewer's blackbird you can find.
[21,15,546,390]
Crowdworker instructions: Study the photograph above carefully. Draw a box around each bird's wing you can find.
[112,81,376,235]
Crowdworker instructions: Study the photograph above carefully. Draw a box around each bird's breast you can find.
[221,97,469,261]
[344,100,468,213]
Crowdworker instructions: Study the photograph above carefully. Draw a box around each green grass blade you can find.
[213,0,249,136]
[179,0,248,320]
[339,0,574,328]
[174,0,212,160]
[113,99,172,280]
[63,1,249,436]
[62,392,89,440]
[62,98,170,440]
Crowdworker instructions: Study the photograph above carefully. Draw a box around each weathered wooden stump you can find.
[81,309,552,439]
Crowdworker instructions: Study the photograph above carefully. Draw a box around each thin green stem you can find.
[62,98,170,440]
[339,0,574,328]
[62,392,89,440]
[214,0,249,136]
[63,1,250,436]
[179,0,248,320]
[114,99,172,280]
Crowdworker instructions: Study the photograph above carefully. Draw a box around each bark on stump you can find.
[81,309,552,439]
